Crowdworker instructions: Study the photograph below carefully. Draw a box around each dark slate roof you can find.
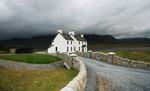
[74,35,87,42]
[61,33,74,40]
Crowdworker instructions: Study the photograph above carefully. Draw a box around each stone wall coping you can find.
[88,50,92,52]
[107,52,116,55]
[60,55,87,91]
[70,54,77,57]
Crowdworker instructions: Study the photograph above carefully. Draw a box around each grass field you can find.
[122,50,150,62]
[94,50,126,58]
[0,54,61,64]
[0,68,78,91]
[88,44,150,48]
[95,50,150,62]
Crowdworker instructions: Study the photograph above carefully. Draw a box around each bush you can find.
[0,45,4,51]
[5,45,24,51]
[16,47,34,54]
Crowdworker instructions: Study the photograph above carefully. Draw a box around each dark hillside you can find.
[0,34,150,49]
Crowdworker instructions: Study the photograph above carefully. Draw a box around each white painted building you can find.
[48,28,88,53]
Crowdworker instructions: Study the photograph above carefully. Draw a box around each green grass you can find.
[88,44,150,48]
[122,50,150,62]
[0,54,61,64]
[94,50,126,58]
[0,68,78,91]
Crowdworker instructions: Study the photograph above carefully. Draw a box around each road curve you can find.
[77,56,150,91]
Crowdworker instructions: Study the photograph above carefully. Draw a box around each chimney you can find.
[81,34,84,38]
[69,30,75,36]
[57,28,62,33]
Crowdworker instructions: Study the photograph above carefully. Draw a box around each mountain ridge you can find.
[0,34,150,49]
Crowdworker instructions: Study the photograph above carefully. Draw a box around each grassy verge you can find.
[88,44,150,48]
[94,50,126,58]
[0,68,78,91]
[0,54,61,64]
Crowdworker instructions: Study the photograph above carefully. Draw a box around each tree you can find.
[0,45,4,51]
[5,45,24,51]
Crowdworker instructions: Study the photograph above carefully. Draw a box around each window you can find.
[71,47,72,51]
[74,47,76,51]
[79,41,80,45]
[71,41,72,45]
[67,47,69,51]
[56,47,57,51]
[67,41,68,44]
[79,47,80,51]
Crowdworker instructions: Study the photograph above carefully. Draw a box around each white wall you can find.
[48,33,88,53]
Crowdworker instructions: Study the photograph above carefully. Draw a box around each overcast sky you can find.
[0,0,150,40]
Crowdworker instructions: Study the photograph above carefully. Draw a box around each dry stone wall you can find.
[57,52,87,91]
[0,59,63,70]
[77,51,150,68]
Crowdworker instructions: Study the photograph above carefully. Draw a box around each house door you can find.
[56,47,57,51]
[82,47,84,52]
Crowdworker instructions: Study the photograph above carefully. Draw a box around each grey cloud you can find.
[0,0,150,40]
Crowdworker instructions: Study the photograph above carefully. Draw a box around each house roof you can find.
[82,45,87,47]
[57,33,87,41]
[61,33,74,40]
[74,35,87,42]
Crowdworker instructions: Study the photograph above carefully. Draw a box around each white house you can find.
[48,28,88,53]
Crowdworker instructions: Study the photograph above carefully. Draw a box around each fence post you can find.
[70,54,77,69]
[56,51,60,58]
[107,52,116,63]
[88,50,92,58]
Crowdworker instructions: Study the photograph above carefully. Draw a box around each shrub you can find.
[16,47,34,54]
[0,45,4,51]
[5,45,24,51]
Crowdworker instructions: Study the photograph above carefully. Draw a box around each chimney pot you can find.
[57,28,62,33]
[69,30,75,36]
[81,34,84,37]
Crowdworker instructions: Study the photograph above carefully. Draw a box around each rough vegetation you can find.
[0,68,78,91]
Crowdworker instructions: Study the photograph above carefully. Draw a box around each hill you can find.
[0,34,150,49]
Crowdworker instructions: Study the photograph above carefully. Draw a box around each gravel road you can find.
[77,56,150,91]
[31,52,150,91]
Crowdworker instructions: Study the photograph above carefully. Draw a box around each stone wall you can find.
[77,51,150,68]
[57,52,87,91]
[0,59,64,70]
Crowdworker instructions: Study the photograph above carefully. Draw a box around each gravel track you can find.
[30,52,150,91]
[77,56,150,91]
